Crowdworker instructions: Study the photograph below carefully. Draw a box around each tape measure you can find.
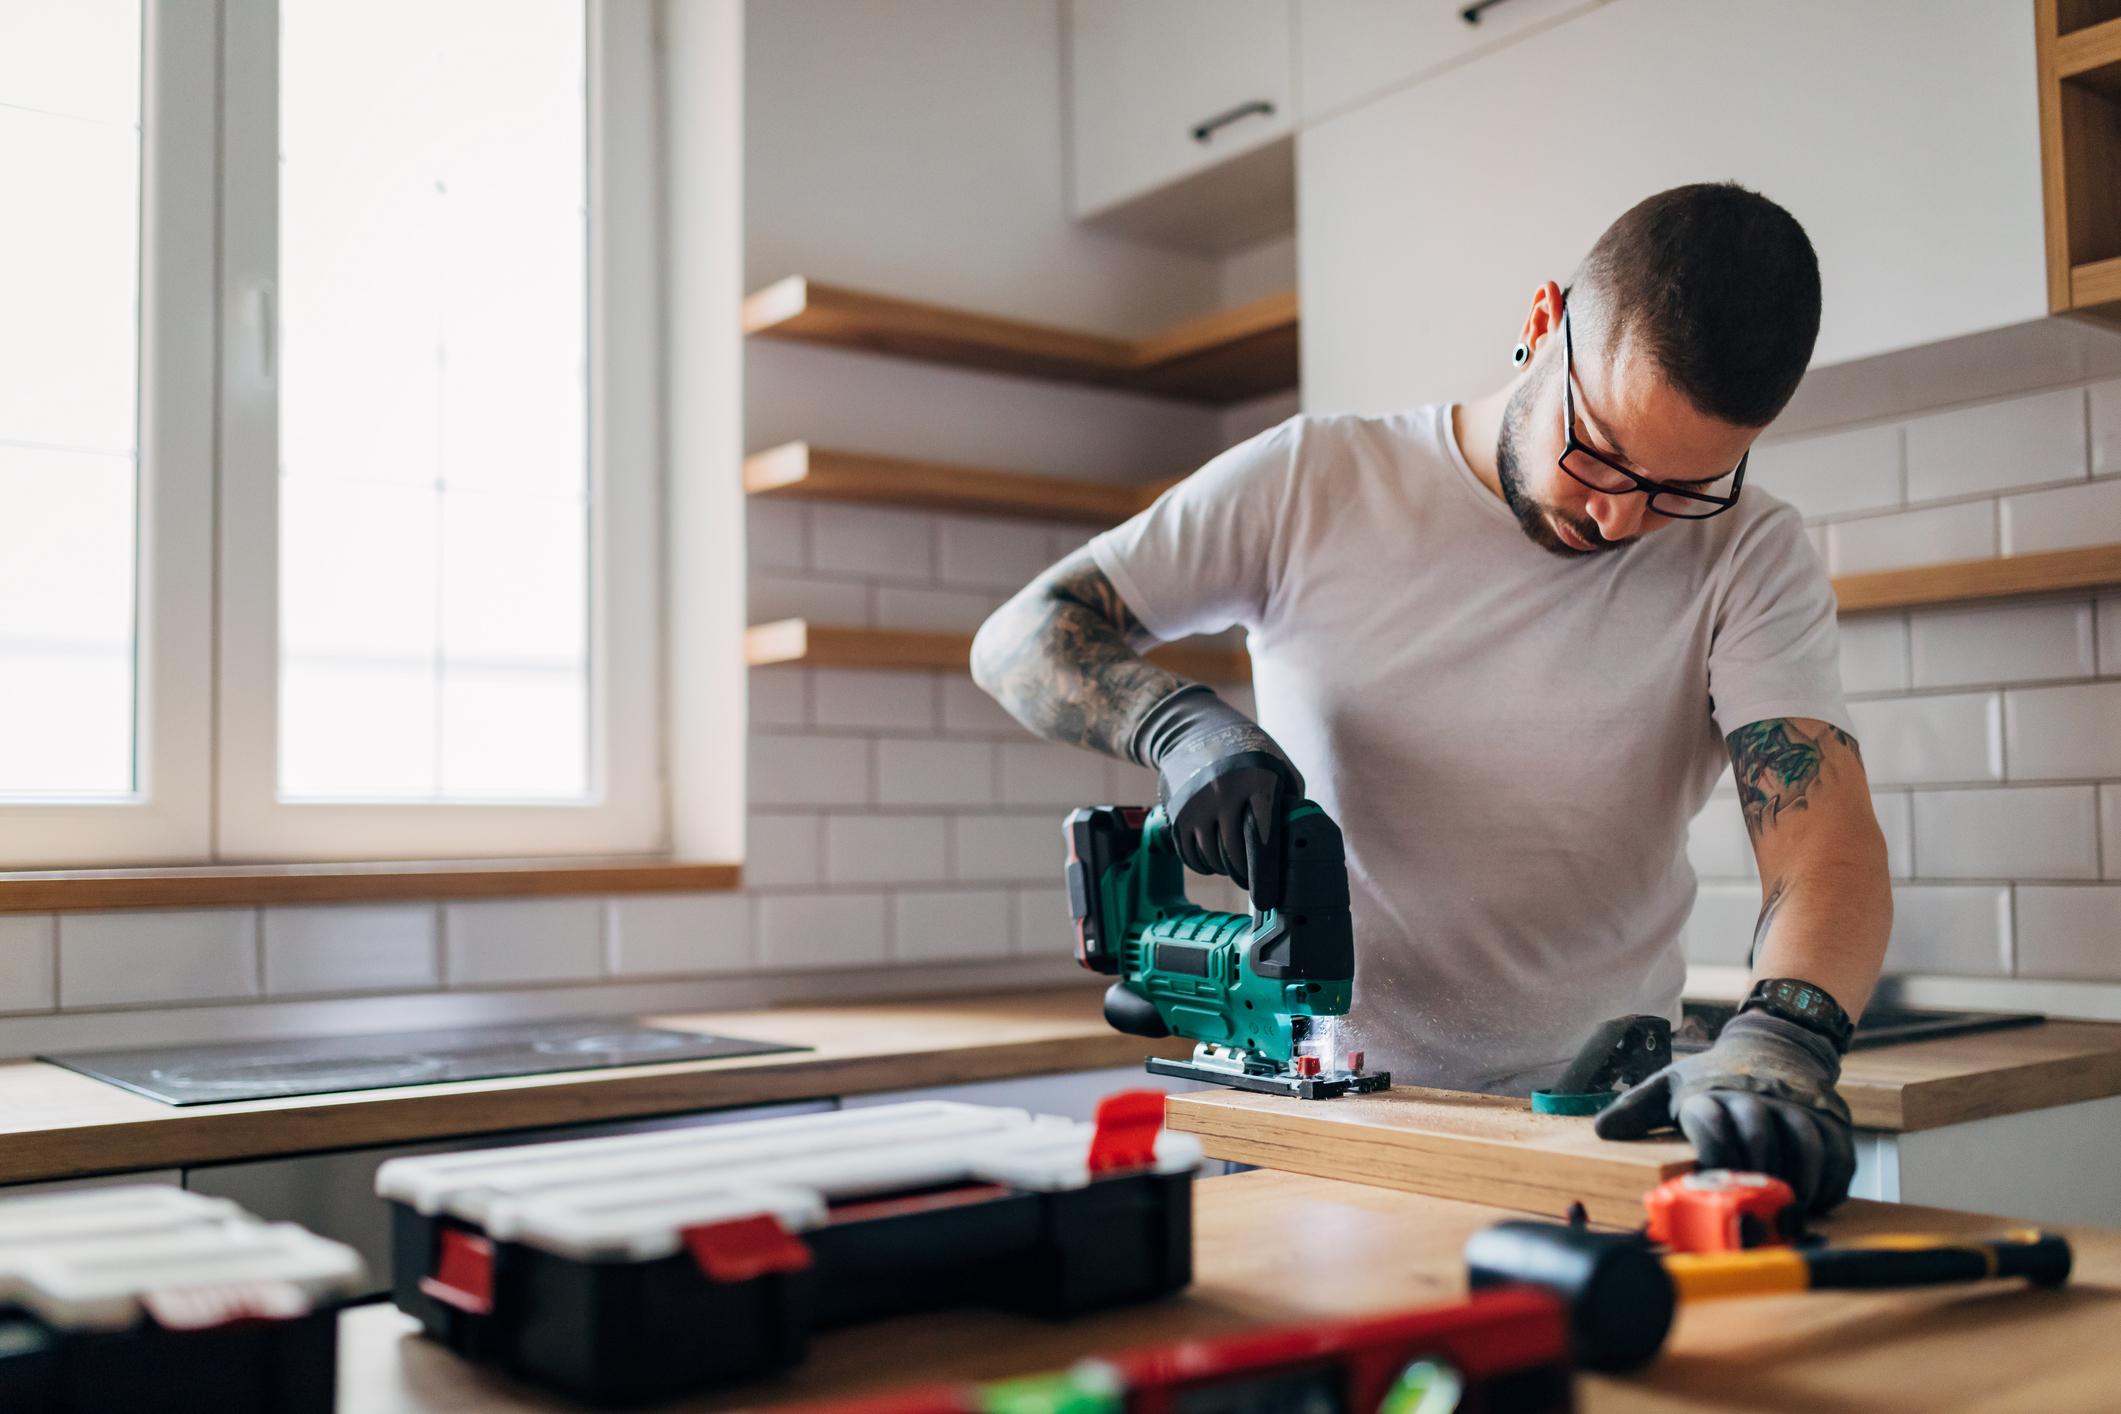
[1644,1170,1801,1253]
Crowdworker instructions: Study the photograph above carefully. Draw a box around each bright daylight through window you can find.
[0,1,143,799]
[277,0,591,803]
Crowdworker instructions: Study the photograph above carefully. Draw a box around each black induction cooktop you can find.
[45,1018,811,1106]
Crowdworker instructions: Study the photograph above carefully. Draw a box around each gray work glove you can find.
[1594,1010,1855,1214]
[1131,684,1304,911]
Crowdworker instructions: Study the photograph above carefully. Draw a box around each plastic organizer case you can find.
[377,1096,1202,1407]
[0,1185,368,1413]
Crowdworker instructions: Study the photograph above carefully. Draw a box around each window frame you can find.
[211,0,666,862]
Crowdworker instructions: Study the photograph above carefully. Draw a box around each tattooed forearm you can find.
[1727,718,1862,840]
[970,548,1187,760]
[1749,876,1787,967]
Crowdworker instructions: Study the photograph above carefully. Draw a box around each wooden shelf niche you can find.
[2037,0,2121,326]
[745,618,1250,684]
[745,443,1176,526]
[742,277,1298,406]
[1832,542,2121,616]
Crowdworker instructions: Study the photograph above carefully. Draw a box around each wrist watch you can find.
[1740,977,1855,1054]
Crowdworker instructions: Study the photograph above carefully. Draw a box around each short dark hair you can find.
[1571,183,1820,429]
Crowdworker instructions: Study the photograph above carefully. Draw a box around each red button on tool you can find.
[1087,1089,1166,1173]
[1346,1051,1364,1072]
[1294,1055,1322,1077]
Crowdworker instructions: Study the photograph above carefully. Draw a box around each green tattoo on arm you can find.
[970,548,1187,761]
[1727,718,1862,840]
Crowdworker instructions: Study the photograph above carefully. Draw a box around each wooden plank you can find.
[1831,543,2121,616]
[743,619,1252,683]
[1163,1086,1695,1228]
[0,858,739,915]
[2055,11,2121,85]
[2071,252,2121,307]
[1837,1019,2121,1131]
[741,277,1298,405]
[743,443,1167,524]
[2039,0,2076,314]
[0,988,1195,1185]
[338,1169,2121,1414]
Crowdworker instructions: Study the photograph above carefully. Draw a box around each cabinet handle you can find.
[1191,100,1275,144]
[1460,0,1511,23]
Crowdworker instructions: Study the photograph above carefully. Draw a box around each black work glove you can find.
[1131,684,1304,911]
[1594,1010,1855,1214]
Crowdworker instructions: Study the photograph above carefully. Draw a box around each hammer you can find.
[1464,1220,2073,1372]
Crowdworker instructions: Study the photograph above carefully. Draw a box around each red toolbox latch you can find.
[1087,1089,1166,1174]
[420,1228,495,1315]
[683,1213,815,1284]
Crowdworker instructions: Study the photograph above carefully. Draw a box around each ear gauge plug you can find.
[1512,342,1530,367]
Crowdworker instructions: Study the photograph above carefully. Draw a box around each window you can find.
[0,0,666,867]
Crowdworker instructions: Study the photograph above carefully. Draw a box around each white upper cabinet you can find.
[1297,0,1605,121]
[1069,0,1293,221]
[1299,0,2050,415]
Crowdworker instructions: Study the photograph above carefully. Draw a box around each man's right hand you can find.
[1134,686,1305,910]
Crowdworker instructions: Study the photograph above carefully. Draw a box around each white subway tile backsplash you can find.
[1911,787,2099,880]
[2004,680,2121,780]
[2015,886,2121,980]
[0,916,55,1013]
[262,906,437,996]
[2089,378,2120,477]
[1108,760,1160,806]
[1748,423,1900,518]
[1837,615,1908,694]
[876,739,994,807]
[1884,885,2010,976]
[2000,478,2121,557]
[809,504,933,580]
[813,669,935,732]
[1904,388,2087,502]
[2101,598,2121,677]
[746,814,823,889]
[1046,526,1096,562]
[749,666,808,729]
[749,734,869,807]
[825,815,949,885]
[1685,796,1755,879]
[875,586,1000,633]
[2104,786,2120,878]
[606,893,751,976]
[1682,884,1760,966]
[1910,601,2095,689]
[955,814,1067,882]
[1013,887,1076,957]
[893,890,1012,962]
[1873,792,1913,879]
[1828,501,1995,577]
[998,743,1110,807]
[59,910,260,1008]
[941,676,1028,736]
[937,516,1053,590]
[443,899,603,986]
[757,892,888,970]
[1846,693,1999,784]
[749,574,868,627]
[746,499,806,572]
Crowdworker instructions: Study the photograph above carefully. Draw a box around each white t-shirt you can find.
[1088,406,1850,1095]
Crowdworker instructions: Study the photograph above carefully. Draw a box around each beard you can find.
[1496,367,1624,559]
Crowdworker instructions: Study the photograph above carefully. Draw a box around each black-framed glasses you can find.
[1559,307,1746,520]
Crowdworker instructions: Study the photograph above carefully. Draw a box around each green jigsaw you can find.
[1064,800,1392,1100]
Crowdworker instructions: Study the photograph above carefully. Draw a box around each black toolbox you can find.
[377,1098,1200,1407]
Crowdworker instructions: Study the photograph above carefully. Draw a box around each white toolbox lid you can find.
[0,1186,368,1333]
[378,1100,1204,1263]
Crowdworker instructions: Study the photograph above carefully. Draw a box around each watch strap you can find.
[1739,977,1854,1054]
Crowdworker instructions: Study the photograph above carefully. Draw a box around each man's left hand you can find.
[1594,1010,1855,1213]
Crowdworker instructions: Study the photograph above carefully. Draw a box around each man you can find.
[970,184,1890,1212]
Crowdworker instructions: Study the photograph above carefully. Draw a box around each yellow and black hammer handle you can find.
[1665,1230,2073,1301]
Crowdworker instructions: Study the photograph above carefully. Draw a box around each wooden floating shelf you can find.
[742,276,1298,406]
[1832,542,2121,616]
[0,858,741,915]
[2036,4,2121,326]
[744,442,1175,525]
[744,618,1250,683]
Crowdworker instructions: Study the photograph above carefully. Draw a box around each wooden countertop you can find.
[5,999,2115,1187]
[0,987,1191,1185]
[336,1167,2121,1414]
